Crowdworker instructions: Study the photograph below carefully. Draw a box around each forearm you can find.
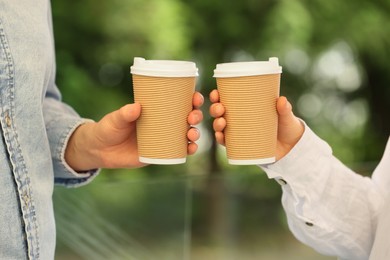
[261,125,384,259]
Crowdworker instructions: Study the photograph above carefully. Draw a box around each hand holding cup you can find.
[210,91,304,161]
[212,58,282,164]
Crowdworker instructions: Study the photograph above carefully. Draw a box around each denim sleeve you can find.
[43,84,99,188]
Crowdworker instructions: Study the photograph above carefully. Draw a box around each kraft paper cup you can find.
[130,57,198,164]
[213,57,282,165]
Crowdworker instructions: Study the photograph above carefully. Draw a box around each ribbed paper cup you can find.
[213,58,282,165]
[131,57,198,164]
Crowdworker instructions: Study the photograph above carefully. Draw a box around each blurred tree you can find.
[52,0,193,119]
[179,0,283,245]
[180,0,390,245]
[300,0,390,162]
[51,0,390,257]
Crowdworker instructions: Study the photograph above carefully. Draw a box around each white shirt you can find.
[261,125,390,260]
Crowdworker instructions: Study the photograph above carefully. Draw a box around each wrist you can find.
[276,118,305,161]
[290,117,305,145]
[65,122,101,172]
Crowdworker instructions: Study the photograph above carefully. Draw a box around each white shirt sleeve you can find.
[261,124,385,260]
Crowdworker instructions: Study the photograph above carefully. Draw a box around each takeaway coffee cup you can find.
[130,57,198,164]
[213,57,282,165]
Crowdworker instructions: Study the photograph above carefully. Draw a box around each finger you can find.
[193,92,204,109]
[105,103,141,129]
[209,89,220,103]
[215,132,225,146]
[213,117,226,132]
[187,127,200,142]
[188,109,203,125]
[187,142,198,155]
[209,103,225,118]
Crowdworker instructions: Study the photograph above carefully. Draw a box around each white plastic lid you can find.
[213,57,282,78]
[130,57,198,77]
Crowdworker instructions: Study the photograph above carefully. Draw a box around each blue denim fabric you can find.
[0,1,97,259]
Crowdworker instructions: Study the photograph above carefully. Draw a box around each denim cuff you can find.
[50,117,100,187]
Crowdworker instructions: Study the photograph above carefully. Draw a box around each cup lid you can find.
[213,57,282,78]
[130,57,198,77]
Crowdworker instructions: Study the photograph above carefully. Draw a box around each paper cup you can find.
[131,57,198,164]
[213,57,282,165]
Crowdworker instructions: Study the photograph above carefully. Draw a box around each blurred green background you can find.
[51,0,390,259]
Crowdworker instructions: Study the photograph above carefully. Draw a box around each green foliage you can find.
[52,0,390,258]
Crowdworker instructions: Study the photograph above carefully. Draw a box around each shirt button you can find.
[4,111,11,127]
[275,178,287,185]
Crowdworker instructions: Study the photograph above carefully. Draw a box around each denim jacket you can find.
[0,1,97,259]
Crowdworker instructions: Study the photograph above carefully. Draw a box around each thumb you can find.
[277,96,295,127]
[277,96,304,144]
[105,103,141,130]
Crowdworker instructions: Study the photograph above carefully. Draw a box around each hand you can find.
[65,92,204,171]
[209,89,304,161]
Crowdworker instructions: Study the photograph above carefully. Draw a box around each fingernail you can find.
[215,104,222,114]
[287,101,292,110]
[194,114,199,122]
